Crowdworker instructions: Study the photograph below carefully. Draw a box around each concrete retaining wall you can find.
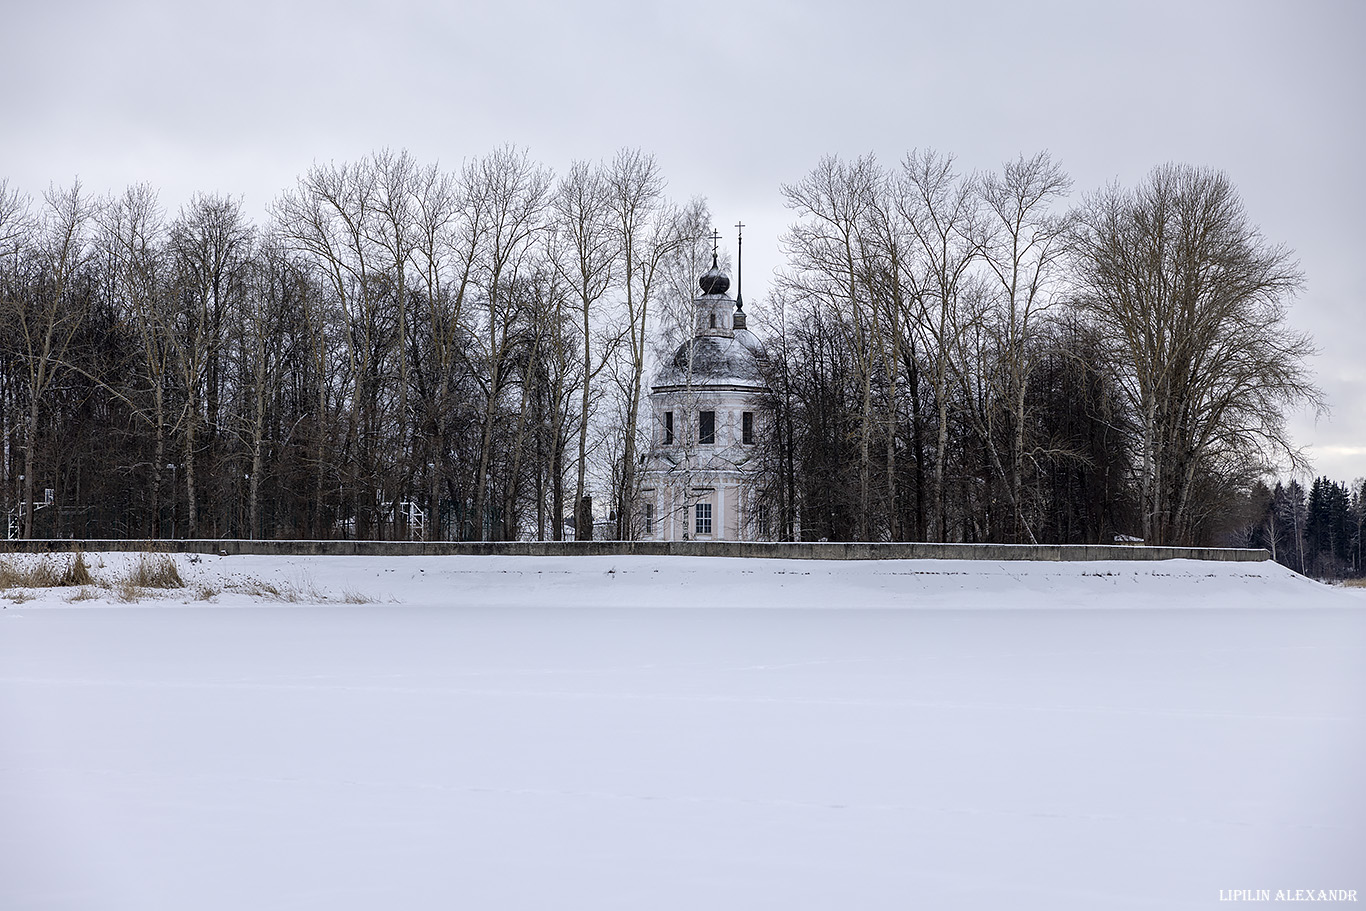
[1,539,1271,562]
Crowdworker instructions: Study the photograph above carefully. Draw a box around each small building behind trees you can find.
[641,254,769,540]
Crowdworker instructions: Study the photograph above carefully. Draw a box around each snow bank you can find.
[0,551,1354,610]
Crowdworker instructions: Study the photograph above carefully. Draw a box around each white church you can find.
[640,245,770,541]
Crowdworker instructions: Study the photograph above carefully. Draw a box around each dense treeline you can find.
[1,149,707,541]
[0,148,1331,549]
[756,153,1323,548]
[1229,477,1366,579]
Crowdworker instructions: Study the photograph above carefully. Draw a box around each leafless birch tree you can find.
[552,160,617,539]
[464,146,551,540]
[11,182,98,537]
[895,150,982,541]
[606,149,688,540]
[976,152,1072,543]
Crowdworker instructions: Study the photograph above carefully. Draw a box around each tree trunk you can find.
[617,347,645,541]
[185,403,198,539]
[22,396,38,539]
[574,306,592,540]
[471,352,502,542]
[153,399,165,539]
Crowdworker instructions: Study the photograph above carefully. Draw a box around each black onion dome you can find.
[698,265,730,296]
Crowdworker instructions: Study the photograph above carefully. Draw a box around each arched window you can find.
[709,313,716,329]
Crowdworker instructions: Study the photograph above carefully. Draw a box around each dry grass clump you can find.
[1343,577,1366,588]
[0,556,58,588]
[219,573,372,604]
[227,577,285,599]
[1,551,375,605]
[104,553,187,602]
[61,552,94,587]
[122,553,185,589]
[223,570,333,603]
[0,553,93,590]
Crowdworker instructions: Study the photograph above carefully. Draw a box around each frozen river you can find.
[2,555,1363,909]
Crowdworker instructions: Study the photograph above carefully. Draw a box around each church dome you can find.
[652,331,767,391]
[699,264,730,296]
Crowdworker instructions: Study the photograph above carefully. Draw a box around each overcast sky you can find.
[6,0,1363,482]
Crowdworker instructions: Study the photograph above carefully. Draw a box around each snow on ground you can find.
[1,554,1363,910]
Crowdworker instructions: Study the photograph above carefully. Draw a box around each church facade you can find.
[640,256,769,541]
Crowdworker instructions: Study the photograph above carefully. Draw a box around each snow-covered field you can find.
[2,554,1363,910]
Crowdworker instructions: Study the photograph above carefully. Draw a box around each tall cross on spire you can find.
[734,221,745,310]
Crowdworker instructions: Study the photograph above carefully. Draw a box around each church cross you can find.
[734,221,745,308]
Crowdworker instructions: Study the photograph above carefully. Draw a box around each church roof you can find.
[652,330,768,391]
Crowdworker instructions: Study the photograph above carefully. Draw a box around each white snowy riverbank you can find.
[0,550,1354,610]
[2,555,1362,909]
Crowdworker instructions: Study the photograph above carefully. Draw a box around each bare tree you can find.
[639,208,718,539]
[1070,164,1324,544]
[551,160,617,540]
[0,179,27,255]
[98,185,175,536]
[232,238,289,538]
[975,152,1072,543]
[368,149,419,494]
[274,159,395,537]
[10,181,98,537]
[780,154,886,540]
[464,146,551,540]
[169,194,252,537]
[605,149,686,540]
[895,150,982,541]
[0,179,32,530]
